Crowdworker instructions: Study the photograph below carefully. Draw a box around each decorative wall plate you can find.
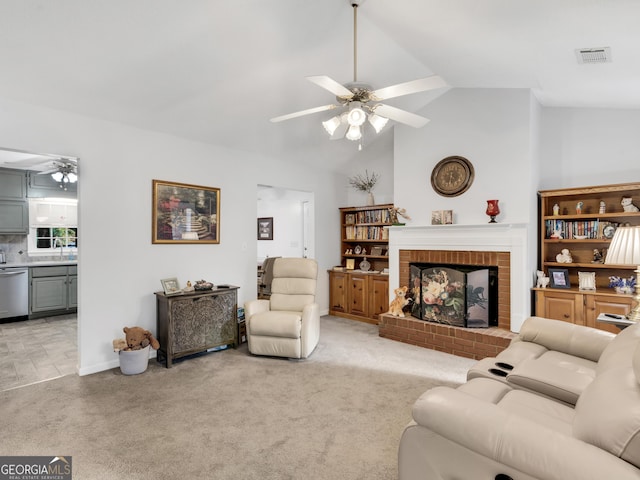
[603,224,617,239]
[430,156,475,197]
[354,245,362,254]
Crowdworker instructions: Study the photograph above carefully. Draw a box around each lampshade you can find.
[322,115,342,136]
[604,226,640,265]
[345,124,362,141]
[368,113,389,133]
[604,225,640,322]
[347,105,366,127]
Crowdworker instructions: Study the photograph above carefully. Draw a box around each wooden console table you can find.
[155,286,239,367]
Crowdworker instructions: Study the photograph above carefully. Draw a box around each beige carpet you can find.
[1,316,475,480]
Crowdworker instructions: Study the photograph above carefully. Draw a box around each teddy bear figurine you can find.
[120,326,160,351]
[387,286,410,317]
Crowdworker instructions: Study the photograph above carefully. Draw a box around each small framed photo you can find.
[549,268,571,289]
[257,217,273,240]
[578,271,596,291]
[431,211,443,225]
[345,259,355,270]
[161,277,182,295]
[442,210,453,225]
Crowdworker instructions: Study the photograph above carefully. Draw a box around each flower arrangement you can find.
[609,275,636,294]
[388,207,411,225]
[348,170,379,193]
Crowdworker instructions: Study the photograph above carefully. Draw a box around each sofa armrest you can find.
[244,299,270,319]
[518,316,615,362]
[412,386,640,480]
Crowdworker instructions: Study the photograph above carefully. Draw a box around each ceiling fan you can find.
[38,158,78,190]
[270,0,447,147]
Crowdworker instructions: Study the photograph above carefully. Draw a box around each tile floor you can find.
[0,314,77,391]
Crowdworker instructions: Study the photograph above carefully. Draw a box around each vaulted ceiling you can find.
[1,0,638,172]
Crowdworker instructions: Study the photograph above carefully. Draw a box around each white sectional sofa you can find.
[398,317,640,480]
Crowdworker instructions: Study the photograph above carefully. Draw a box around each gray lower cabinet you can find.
[29,265,78,317]
[155,287,238,367]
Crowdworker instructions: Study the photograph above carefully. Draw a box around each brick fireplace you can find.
[380,224,531,359]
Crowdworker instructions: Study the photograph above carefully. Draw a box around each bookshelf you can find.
[535,182,640,333]
[329,204,393,324]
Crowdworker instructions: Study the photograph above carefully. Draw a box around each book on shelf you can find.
[545,219,604,239]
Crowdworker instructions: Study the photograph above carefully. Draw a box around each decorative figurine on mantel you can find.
[556,248,573,263]
[388,206,411,225]
[553,203,560,216]
[621,196,640,212]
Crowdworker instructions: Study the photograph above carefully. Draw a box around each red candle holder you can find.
[486,200,500,223]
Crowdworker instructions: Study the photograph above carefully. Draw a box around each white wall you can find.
[394,88,535,226]
[0,97,346,375]
[538,107,640,189]
[344,134,395,207]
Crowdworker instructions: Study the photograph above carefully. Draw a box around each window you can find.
[35,227,78,249]
[27,198,78,256]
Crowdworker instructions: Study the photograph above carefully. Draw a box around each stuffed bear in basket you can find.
[113,326,160,352]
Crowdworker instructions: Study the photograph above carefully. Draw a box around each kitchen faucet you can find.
[54,238,64,259]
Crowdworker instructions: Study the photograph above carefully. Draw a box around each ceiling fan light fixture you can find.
[51,171,64,182]
[368,113,389,133]
[322,115,343,136]
[347,104,366,126]
[346,124,362,141]
[68,172,77,183]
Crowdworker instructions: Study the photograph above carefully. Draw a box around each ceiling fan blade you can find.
[306,76,354,98]
[373,104,430,128]
[371,75,447,101]
[270,104,338,123]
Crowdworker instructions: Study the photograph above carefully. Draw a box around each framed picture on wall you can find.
[152,179,220,244]
[258,217,273,240]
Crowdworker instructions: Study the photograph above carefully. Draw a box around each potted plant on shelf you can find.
[349,170,379,205]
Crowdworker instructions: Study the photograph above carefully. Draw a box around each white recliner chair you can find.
[244,257,319,359]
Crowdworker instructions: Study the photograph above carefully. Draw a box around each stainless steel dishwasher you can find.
[0,267,29,319]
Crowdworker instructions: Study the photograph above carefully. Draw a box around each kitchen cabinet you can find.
[27,171,77,198]
[29,265,78,318]
[155,287,239,367]
[0,168,28,234]
[328,270,389,324]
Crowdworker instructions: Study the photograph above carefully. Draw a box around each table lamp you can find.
[604,226,640,321]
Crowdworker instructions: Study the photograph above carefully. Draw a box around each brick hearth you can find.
[379,313,515,360]
[379,248,516,359]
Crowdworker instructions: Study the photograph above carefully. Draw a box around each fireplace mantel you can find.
[388,223,531,332]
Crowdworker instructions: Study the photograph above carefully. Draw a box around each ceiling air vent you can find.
[576,47,612,64]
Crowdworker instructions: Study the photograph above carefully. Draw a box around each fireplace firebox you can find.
[409,263,498,328]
